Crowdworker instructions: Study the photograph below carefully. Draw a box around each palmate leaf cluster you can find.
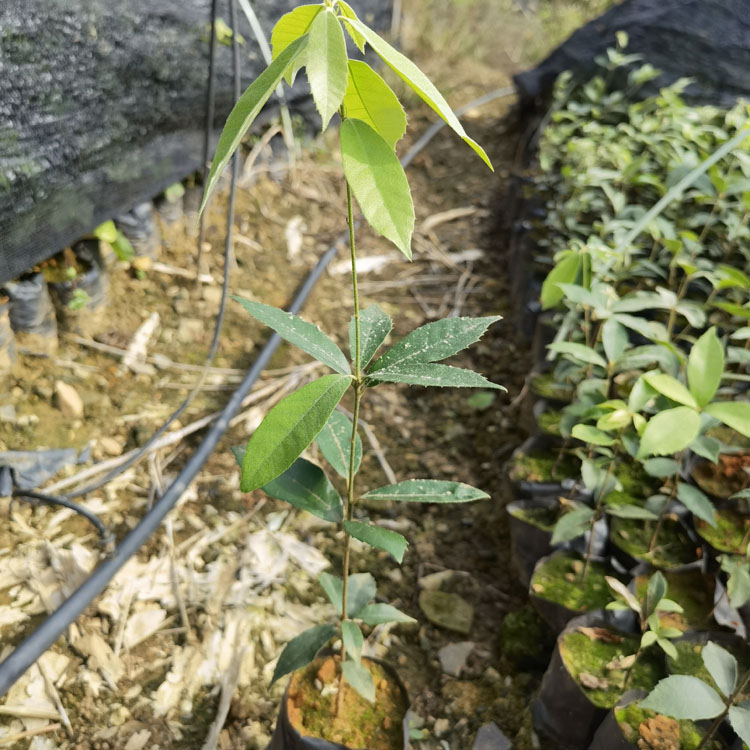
[205,0,500,703]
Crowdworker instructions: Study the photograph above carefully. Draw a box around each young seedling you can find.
[207,0,501,722]
[605,572,683,687]
[641,641,750,750]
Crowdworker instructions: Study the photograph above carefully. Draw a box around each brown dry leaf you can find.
[606,653,637,671]
[638,714,680,750]
[577,626,624,644]
[578,672,609,690]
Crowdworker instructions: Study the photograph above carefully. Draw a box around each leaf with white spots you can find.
[362,480,489,503]
[367,362,505,389]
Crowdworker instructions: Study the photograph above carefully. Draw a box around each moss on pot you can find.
[509,503,560,532]
[536,408,563,436]
[695,509,750,554]
[531,553,611,613]
[611,517,700,569]
[615,702,722,750]
[529,373,575,402]
[668,639,750,698]
[499,606,555,669]
[633,571,714,632]
[507,447,580,484]
[559,631,664,709]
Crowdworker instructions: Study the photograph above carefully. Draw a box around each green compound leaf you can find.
[342,659,375,703]
[343,520,408,563]
[676,482,716,527]
[351,304,392,372]
[343,61,407,149]
[705,401,750,438]
[336,0,366,51]
[703,641,737,698]
[540,251,581,310]
[362,479,488,503]
[356,603,416,625]
[342,17,493,170]
[643,372,698,409]
[307,8,348,129]
[233,296,349,375]
[241,375,351,492]
[368,362,504,389]
[271,624,336,684]
[547,341,607,369]
[316,410,362,479]
[262,457,342,522]
[341,620,364,663]
[370,316,500,373]
[271,4,322,85]
[641,675,725,720]
[637,406,701,459]
[340,118,414,259]
[688,327,724,407]
[201,36,307,215]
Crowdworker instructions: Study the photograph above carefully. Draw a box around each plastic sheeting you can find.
[0,0,390,285]
[515,0,750,109]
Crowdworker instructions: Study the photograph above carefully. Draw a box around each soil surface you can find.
[0,3,610,748]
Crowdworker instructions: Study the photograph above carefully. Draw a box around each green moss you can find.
[560,631,664,708]
[536,408,562,436]
[530,553,611,612]
[668,639,750,697]
[507,447,580,484]
[509,503,559,532]
[615,702,722,749]
[611,517,699,568]
[633,571,714,631]
[499,607,555,669]
[614,463,655,498]
[530,373,574,402]
[696,509,750,554]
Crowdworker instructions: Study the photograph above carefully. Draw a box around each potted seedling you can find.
[205,2,501,747]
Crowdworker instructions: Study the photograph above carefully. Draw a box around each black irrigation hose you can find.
[0,86,515,697]
[11,489,113,547]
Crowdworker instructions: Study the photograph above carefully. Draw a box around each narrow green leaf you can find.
[643,372,698,409]
[370,316,500,373]
[703,642,737,698]
[342,659,375,702]
[571,424,616,446]
[343,61,407,149]
[319,572,343,614]
[605,504,659,520]
[687,328,724,406]
[241,375,351,491]
[262,458,342,522]
[645,572,667,619]
[551,506,594,544]
[341,17,493,170]
[540,252,580,310]
[346,573,377,618]
[340,118,414,258]
[705,401,750,438]
[606,576,641,613]
[352,304,392,371]
[643,458,680,478]
[344,520,408,563]
[201,36,308,215]
[233,296,349,374]
[657,638,678,660]
[547,341,607,369]
[356,603,416,625]
[602,318,629,364]
[676,482,716,526]
[341,621,364,663]
[637,406,702,459]
[362,479,488,503]
[316,410,362,479]
[368,362,505,389]
[307,9,348,129]
[271,624,336,684]
[616,344,681,375]
[728,706,750,747]
[336,0,366,51]
[640,676,725,720]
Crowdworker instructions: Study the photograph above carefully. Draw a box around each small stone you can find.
[11,386,23,399]
[316,657,336,684]
[17,414,38,428]
[33,383,53,401]
[434,718,451,737]
[0,404,17,424]
[202,286,223,305]
[438,641,474,677]
[99,437,123,456]
[109,705,130,726]
[419,591,474,635]
[55,381,84,418]
[472,722,512,750]
[418,570,456,591]
[176,318,204,344]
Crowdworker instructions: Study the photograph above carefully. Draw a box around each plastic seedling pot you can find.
[505,435,580,501]
[115,200,161,259]
[532,398,564,439]
[667,631,750,682]
[267,655,410,750]
[694,508,750,557]
[532,614,657,750]
[692,454,750,504]
[529,550,616,635]
[156,194,184,225]
[0,296,17,376]
[507,496,558,586]
[4,271,59,355]
[588,690,647,750]
[532,311,558,370]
